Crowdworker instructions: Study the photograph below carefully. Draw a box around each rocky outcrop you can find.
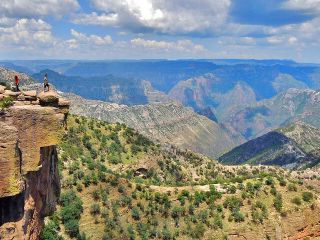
[0,91,69,240]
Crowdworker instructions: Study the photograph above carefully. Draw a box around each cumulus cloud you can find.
[131,38,205,53]
[0,0,80,18]
[283,0,320,12]
[72,0,231,36]
[65,29,113,49]
[72,12,118,26]
[0,18,55,49]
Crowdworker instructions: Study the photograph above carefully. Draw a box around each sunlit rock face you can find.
[0,92,69,240]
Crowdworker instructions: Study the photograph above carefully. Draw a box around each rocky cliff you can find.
[0,89,69,240]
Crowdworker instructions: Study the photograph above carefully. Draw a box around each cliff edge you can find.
[0,89,69,240]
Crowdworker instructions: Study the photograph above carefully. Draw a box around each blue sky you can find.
[0,0,319,62]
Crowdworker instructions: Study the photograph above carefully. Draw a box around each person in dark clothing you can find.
[44,73,50,92]
[14,75,20,92]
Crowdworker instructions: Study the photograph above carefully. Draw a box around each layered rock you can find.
[0,91,69,240]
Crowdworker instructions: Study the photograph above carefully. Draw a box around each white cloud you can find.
[72,12,118,26]
[0,18,55,49]
[66,29,113,49]
[283,0,320,12]
[131,38,205,53]
[73,0,231,36]
[0,0,80,18]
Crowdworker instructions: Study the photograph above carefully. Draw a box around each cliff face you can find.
[0,91,69,240]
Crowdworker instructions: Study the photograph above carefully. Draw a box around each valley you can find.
[1,62,320,240]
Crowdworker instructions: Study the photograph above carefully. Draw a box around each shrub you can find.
[291,197,302,206]
[90,203,101,215]
[274,193,283,212]
[302,192,313,202]
[232,210,245,222]
[131,206,140,220]
[59,191,83,238]
[64,220,81,238]
[223,196,243,211]
[212,215,223,229]
[0,96,14,109]
[265,176,274,186]
[92,189,100,200]
[192,223,206,239]
[251,201,268,224]
[40,220,63,240]
[288,183,297,192]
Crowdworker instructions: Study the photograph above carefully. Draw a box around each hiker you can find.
[14,75,20,92]
[44,73,50,92]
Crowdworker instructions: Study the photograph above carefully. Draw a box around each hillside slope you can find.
[42,115,320,240]
[63,94,244,158]
[219,122,320,169]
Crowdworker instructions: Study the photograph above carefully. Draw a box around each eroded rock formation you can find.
[0,91,69,240]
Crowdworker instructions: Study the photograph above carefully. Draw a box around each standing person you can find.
[44,73,50,92]
[14,75,20,92]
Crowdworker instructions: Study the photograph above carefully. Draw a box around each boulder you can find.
[4,90,21,99]
[17,95,26,101]
[58,98,70,107]
[38,91,59,106]
[22,90,37,97]
[22,90,37,101]
[0,86,5,94]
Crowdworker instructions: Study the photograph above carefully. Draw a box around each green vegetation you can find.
[41,115,318,239]
[59,190,83,238]
[0,96,14,109]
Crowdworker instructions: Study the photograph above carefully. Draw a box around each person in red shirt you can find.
[14,75,20,92]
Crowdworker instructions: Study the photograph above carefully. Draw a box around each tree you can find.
[59,191,83,238]
[64,219,80,238]
[40,220,63,240]
[265,176,274,186]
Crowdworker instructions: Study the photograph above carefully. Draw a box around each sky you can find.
[0,0,320,62]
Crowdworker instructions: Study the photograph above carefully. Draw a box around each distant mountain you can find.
[196,106,218,122]
[62,61,320,97]
[0,62,34,75]
[63,93,245,158]
[169,75,258,121]
[32,70,172,105]
[226,88,320,139]
[21,60,320,123]
[219,122,320,169]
